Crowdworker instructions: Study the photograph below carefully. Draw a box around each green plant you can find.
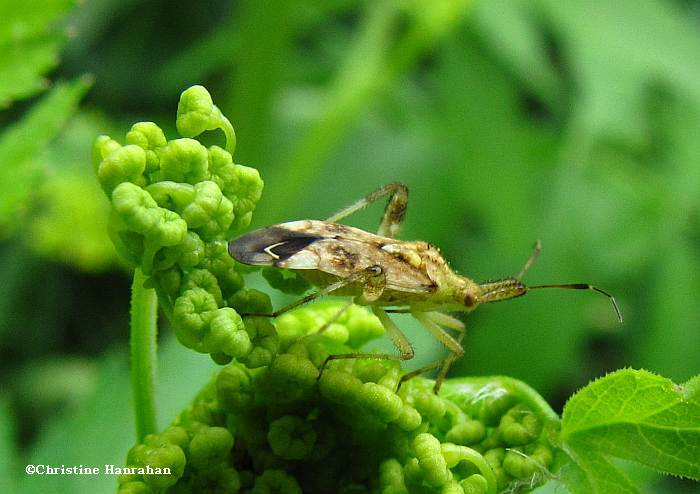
[94,86,699,494]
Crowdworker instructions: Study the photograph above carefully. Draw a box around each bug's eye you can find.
[463,292,477,307]
[368,265,383,275]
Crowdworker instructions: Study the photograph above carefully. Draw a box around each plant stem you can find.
[130,268,159,441]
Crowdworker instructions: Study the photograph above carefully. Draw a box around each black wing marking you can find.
[229,226,321,265]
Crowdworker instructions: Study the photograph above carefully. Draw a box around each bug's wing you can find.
[228,225,322,266]
[229,220,381,267]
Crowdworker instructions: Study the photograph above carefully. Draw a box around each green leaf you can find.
[0,77,91,233]
[0,0,76,105]
[561,369,700,481]
[559,448,639,494]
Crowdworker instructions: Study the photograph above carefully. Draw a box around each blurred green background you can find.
[1,0,699,492]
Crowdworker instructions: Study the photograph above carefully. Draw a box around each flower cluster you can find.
[93,86,270,365]
[117,302,555,494]
[99,86,556,493]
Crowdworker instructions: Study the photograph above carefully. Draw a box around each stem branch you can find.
[130,268,159,441]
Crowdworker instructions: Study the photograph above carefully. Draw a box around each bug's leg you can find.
[315,299,354,335]
[243,266,384,317]
[432,329,467,394]
[516,239,542,281]
[396,312,467,391]
[325,182,408,238]
[410,311,466,394]
[318,306,415,375]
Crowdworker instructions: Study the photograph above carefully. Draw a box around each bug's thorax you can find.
[397,243,484,312]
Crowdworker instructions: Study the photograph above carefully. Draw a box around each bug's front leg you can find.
[325,182,408,238]
[407,311,466,394]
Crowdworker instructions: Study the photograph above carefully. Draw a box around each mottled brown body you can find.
[228,182,620,393]
[230,220,480,312]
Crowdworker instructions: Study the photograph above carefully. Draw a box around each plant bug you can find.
[228,183,622,393]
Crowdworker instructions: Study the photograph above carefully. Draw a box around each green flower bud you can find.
[378,458,409,494]
[159,426,189,451]
[222,163,263,231]
[111,182,188,272]
[267,415,316,460]
[172,288,217,349]
[154,231,205,271]
[189,465,241,494]
[354,359,391,384]
[207,145,236,191]
[228,288,273,315]
[217,266,244,298]
[217,363,254,412]
[502,448,538,480]
[150,267,181,299]
[205,307,251,358]
[412,390,447,422]
[471,385,514,427]
[97,144,147,195]
[157,138,210,185]
[275,313,314,350]
[499,404,542,446]
[182,268,224,305]
[394,404,422,431]
[137,442,186,489]
[264,353,318,401]
[238,317,279,368]
[318,368,364,405]
[111,183,184,240]
[441,481,466,494]
[189,426,234,470]
[181,181,234,238]
[92,135,122,174]
[177,85,236,154]
[199,239,236,277]
[483,448,505,468]
[251,469,302,494]
[125,122,167,173]
[483,448,509,490]
[344,305,385,349]
[146,181,195,211]
[413,433,452,487]
[358,382,403,423]
[529,442,553,468]
[446,419,486,445]
[460,474,488,494]
[413,433,450,487]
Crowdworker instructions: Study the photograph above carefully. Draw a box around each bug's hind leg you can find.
[325,182,408,238]
[318,307,415,377]
[398,312,466,394]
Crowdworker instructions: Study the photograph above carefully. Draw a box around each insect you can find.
[228,183,622,393]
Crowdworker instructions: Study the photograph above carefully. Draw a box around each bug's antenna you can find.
[517,240,542,281]
[527,283,623,323]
